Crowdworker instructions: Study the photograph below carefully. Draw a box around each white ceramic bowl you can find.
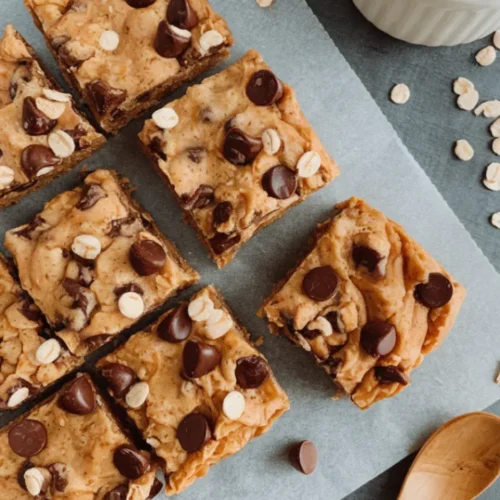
[353,0,500,46]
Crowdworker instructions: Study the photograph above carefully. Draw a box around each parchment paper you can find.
[1,0,500,498]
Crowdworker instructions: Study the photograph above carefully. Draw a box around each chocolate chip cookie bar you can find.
[5,169,199,357]
[138,50,340,268]
[259,197,466,410]
[97,285,289,495]
[0,254,80,411]
[0,373,160,499]
[24,0,233,134]
[0,25,105,209]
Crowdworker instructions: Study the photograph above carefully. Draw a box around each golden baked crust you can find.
[0,25,106,208]
[0,255,80,410]
[24,0,233,134]
[139,50,340,268]
[97,285,289,495]
[5,169,199,357]
[259,197,466,410]
[0,373,158,499]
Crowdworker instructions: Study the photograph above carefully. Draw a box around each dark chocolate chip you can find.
[108,215,140,238]
[374,365,409,385]
[17,460,33,490]
[0,148,2,158]
[187,147,205,163]
[21,145,61,178]
[58,375,96,415]
[183,341,221,378]
[13,216,46,240]
[246,70,284,106]
[176,413,211,453]
[20,299,42,322]
[289,441,318,475]
[64,125,87,151]
[10,64,32,100]
[113,445,150,479]
[414,273,453,309]
[85,334,112,350]
[167,0,199,29]
[322,356,342,378]
[86,80,127,116]
[324,311,344,334]
[147,478,163,499]
[223,128,263,166]
[209,232,241,255]
[157,303,192,343]
[101,363,137,398]
[262,165,297,199]
[48,463,69,492]
[114,283,144,298]
[76,183,106,210]
[22,97,57,136]
[235,356,269,389]
[180,185,214,211]
[213,201,233,226]
[149,136,167,161]
[352,245,383,273]
[62,277,83,299]
[104,484,129,500]
[8,419,47,457]
[302,266,340,302]
[300,326,322,339]
[155,21,191,58]
[361,321,397,357]
[125,0,156,7]
[129,240,167,276]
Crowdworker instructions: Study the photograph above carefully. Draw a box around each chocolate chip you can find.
[176,413,211,453]
[114,283,144,297]
[324,311,344,333]
[167,0,199,29]
[101,363,137,398]
[10,64,32,100]
[361,321,397,357]
[76,183,106,210]
[104,484,129,500]
[183,341,221,378]
[113,445,150,479]
[148,478,163,499]
[58,42,94,68]
[155,21,191,58]
[322,356,342,378]
[180,185,214,210]
[64,125,87,151]
[108,215,141,238]
[17,460,33,490]
[14,215,46,240]
[22,97,57,136]
[8,419,47,457]
[149,136,167,161]
[235,356,270,389]
[209,232,241,255]
[21,145,61,178]
[289,441,318,475]
[86,80,127,116]
[62,277,83,298]
[20,299,42,322]
[187,147,205,163]
[58,375,96,415]
[246,70,284,106]
[129,240,167,276]
[414,273,453,309]
[302,266,340,302]
[352,245,383,273]
[125,0,156,7]
[85,334,112,350]
[262,165,297,199]
[48,463,69,492]
[157,303,192,343]
[301,327,322,339]
[223,128,263,166]
[374,365,409,385]
[213,201,232,226]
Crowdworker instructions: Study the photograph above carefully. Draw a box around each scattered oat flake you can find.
[491,213,500,230]
[454,140,474,161]
[453,77,474,95]
[458,89,479,111]
[257,0,274,6]
[476,45,497,66]
[474,102,487,116]
[490,118,500,137]
[484,162,500,191]
[494,31,500,50]
[474,100,500,118]
[492,138,500,156]
[390,83,410,105]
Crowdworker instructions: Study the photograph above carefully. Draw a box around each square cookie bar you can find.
[5,169,199,357]
[97,285,289,495]
[24,0,233,134]
[139,50,340,268]
[259,197,466,410]
[0,25,105,209]
[0,254,80,411]
[0,373,160,499]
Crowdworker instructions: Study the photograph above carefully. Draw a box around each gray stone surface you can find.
[304,0,500,498]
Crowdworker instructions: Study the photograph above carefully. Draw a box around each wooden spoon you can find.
[398,412,500,500]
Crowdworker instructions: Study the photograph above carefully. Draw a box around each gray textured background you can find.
[304,0,500,498]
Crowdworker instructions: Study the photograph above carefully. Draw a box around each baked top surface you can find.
[139,49,340,266]
[0,373,157,499]
[98,285,289,495]
[4,169,199,357]
[260,197,466,409]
